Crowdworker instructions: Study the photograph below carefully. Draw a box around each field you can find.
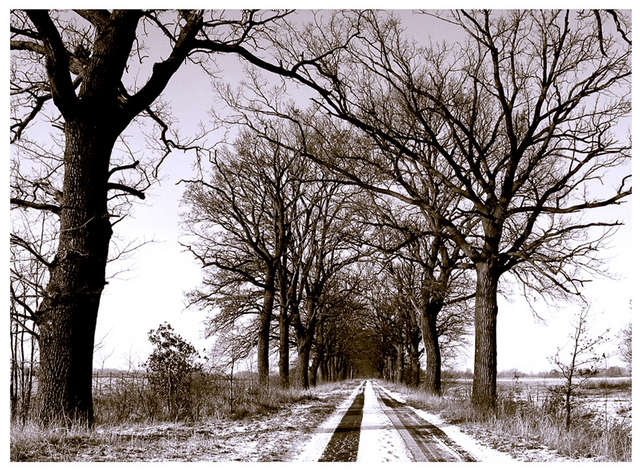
[443,377,632,423]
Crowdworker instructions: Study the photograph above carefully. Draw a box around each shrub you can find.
[143,323,204,421]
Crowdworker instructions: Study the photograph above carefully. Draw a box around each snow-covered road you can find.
[357,379,412,461]
[297,379,515,462]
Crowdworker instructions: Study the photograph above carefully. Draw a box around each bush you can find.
[143,323,204,421]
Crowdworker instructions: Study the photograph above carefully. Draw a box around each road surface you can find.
[316,379,476,462]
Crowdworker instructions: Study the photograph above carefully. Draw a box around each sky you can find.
[5,6,635,377]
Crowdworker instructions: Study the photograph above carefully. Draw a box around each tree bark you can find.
[396,343,405,383]
[471,260,500,410]
[421,303,442,395]
[257,270,276,387]
[36,121,115,426]
[320,358,328,382]
[310,351,321,387]
[278,310,290,389]
[296,338,312,389]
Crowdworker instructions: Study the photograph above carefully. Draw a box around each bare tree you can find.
[619,321,631,371]
[361,191,473,394]
[10,238,42,423]
[288,175,367,388]
[10,8,343,424]
[182,133,291,387]
[550,307,608,430]
[242,9,631,409]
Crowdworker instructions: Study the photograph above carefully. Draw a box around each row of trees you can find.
[214,9,631,409]
[10,9,631,425]
[181,125,385,388]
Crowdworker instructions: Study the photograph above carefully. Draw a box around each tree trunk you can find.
[320,358,328,382]
[258,270,276,387]
[471,261,500,410]
[297,339,312,389]
[396,343,405,383]
[310,352,321,387]
[36,122,115,426]
[409,348,420,387]
[278,310,290,389]
[421,303,442,395]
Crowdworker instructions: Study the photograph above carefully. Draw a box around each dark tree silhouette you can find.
[10,8,338,425]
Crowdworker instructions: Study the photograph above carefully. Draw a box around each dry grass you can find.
[382,380,632,462]
[91,373,322,424]
[10,379,356,462]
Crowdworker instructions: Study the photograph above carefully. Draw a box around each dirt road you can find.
[317,380,476,462]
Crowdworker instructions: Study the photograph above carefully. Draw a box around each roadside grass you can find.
[91,373,323,424]
[10,377,354,462]
[382,380,631,462]
[10,421,106,461]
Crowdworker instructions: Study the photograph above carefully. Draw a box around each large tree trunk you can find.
[258,270,276,387]
[36,122,115,426]
[320,358,328,382]
[396,343,405,384]
[296,338,312,389]
[472,261,500,410]
[294,297,317,389]
[310,351,321,387]
[408,345,420,387]
[421,303,442,395]
[278,310,290,389]
[310,323,324,386]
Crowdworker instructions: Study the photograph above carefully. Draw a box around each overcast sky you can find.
[5,6,635,375]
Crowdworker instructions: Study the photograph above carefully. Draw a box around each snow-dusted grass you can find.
[93,373,323,424]
[379,380,632,462]
[10,381,355,462]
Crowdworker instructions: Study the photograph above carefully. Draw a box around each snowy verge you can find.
[294,380,365,461]
[357,380,412,462]
[376,382,516,463]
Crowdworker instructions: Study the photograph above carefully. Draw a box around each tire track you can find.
[318,383,365,461]
[373,382,476,462]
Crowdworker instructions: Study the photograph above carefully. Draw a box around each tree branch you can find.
[10,197,60,214]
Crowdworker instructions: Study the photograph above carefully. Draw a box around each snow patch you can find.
[357,380,412,462]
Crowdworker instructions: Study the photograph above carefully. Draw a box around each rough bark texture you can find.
[257,272,276,387]
[471,261,500,410]
[297,339,311,389]
[36,121,116,425]
[278,312,290,389]
[395,343,405,384]
[421,303,442,395]
[310,353,320,387]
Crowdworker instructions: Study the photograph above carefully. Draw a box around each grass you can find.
[382,380,632,462]
[10,376,353,462]
[90,372,322,424]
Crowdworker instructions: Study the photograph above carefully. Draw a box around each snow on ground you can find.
[376,382,516,462]
[294,379,365,461]
[14,384,357,462]
[357,380,412,462]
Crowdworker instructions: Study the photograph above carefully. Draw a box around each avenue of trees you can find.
[10,9,631,425]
